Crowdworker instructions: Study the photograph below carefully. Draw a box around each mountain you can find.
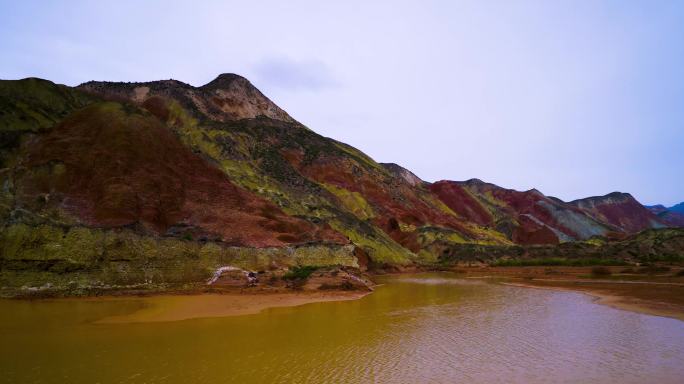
[438,228,684,266]
[647,203,684,227]
[670,202,684,214]
[79,74,295,123]
[569,192,666,233]
[430,179,614,245]
[1,73,680,294]
[658,211,684,227]
[77,75,529,259]
[646,204,669,214]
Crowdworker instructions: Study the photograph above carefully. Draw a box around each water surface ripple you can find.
[1,273,683,383]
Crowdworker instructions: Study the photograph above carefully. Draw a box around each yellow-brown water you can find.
[2,273,684,383]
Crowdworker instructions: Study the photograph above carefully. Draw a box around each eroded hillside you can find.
[1,74,681,296]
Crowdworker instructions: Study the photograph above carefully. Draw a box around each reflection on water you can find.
[1,273,683,383]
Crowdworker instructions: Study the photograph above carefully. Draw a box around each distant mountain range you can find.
[669,202,684,214]
[0,74,682,283]
[646,203,684,227]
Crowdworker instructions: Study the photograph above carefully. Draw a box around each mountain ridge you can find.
[670,202,684,214]
[78,73,296,124]
[4,74,680,249]
[647,203,684,227]
[1,73,682,295]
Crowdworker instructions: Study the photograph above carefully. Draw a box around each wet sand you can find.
[96,290,370,323]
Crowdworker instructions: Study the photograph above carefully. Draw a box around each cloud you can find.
[253,56,338,91]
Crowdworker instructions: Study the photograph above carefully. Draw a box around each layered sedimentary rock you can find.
[431,179,613,245]
[570,192,665,233]
[1,74,681,295]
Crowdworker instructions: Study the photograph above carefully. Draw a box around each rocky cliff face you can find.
[1,74,681,295]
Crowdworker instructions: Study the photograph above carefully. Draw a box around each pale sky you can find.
[1,0,683,206]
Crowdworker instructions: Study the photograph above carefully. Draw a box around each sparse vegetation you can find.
[282,265,319,281]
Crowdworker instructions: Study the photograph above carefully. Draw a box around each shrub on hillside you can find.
[282,265,318,280]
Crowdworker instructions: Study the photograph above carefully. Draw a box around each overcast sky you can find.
[1,0,683,206]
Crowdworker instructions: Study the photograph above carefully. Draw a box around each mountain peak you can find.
[462,178,487,186]
[571,192,635,205]
[201,73,250,90]
[646,204,669,215]
[78,73,295,123]
[570,191,663,233]
[607,191,633,199]
[213,72,244,81]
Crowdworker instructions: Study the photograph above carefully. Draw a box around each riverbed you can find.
[1,273,683,383]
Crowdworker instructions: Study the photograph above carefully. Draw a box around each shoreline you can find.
[443,265,684,322]
[92,270,684,324]
[499,279,684,322]
[6,266,683,324]
[440,266,684,321]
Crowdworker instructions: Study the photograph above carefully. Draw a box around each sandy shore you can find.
[95,290,370,324]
